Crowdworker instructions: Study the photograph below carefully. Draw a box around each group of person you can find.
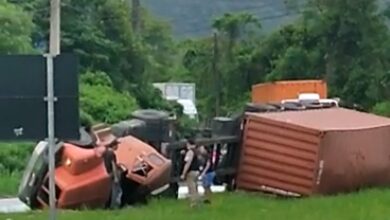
[180,138,216,208]
[84,120,216,208]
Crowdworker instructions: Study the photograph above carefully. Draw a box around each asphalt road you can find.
[0,185,225,214]
[0,198,30,214]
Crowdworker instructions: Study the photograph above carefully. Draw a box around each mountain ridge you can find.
[142,0,390,39]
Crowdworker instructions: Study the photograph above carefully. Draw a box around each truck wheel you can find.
[245,103,277,113]
[131,109,169,121]
[111,119,146,137]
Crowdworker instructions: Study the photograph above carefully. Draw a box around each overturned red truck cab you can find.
[18,124,171,209]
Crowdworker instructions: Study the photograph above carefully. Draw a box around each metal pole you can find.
[47,0,60,219]
[46,54,56,220]
[212,32,220,117]
[131,0,141,34]
[50,0,61,55]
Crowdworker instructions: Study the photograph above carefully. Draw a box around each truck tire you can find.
[131,109,170,122]
[245,103,278,113]
[111,119,146,138]
[281,102,304,111]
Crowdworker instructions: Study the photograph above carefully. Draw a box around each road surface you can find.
[0,184,225,214]
[0,198,30,214]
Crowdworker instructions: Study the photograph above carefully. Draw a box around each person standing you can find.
[198,145,215,204]
[95,139,123,209]
[180,138,200,208]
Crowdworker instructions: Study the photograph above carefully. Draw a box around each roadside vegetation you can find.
[0,172,21,197]
[2,189,390,219]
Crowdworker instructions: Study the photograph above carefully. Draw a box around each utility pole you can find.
[47,0,60,220]
[131,0,141,34]
[212,32,220,117]
[50,0,61,55]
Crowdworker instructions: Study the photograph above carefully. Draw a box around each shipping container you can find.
[251,80,327,103]
[236,108,390,196]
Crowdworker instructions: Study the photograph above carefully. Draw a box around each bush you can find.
[177,115,199,138]
[372,101,390,117]
[80,71,114,87]
[79,71,139,124]
[0,142,34,173]
[131,82,173,110]
[80,84,139,124]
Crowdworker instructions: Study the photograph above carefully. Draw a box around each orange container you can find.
[251,80,327,103]
[237,108,390,197]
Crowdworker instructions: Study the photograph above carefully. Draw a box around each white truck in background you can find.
[153,82,198,120]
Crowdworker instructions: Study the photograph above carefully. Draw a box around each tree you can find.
[213,12,261,61]
[11,0,176,110]
[177,13,263,120]
[249,0,390,109]
[0,0,34,54]
[304,0,390,107]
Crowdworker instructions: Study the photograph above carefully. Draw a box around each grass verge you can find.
[0,172,21,197]
[2,188,390,220]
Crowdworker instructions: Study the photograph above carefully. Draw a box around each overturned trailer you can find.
[237,107,390,196]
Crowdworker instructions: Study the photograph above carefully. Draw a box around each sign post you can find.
[48,0,60,218]
[45,54,57,220]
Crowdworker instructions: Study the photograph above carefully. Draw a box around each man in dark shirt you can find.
[180,138,200,208]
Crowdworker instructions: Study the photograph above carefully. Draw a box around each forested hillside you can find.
[143,0,301,38]
[143,0,390,38]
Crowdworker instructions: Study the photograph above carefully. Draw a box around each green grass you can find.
[0,141,33,197]
[0,172,21,197]
[2,189,390,220]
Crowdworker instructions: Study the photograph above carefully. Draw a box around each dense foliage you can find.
[1,0,390,173]
[176,1,390,119]
[80,71,139,124]
[0,0,34,53]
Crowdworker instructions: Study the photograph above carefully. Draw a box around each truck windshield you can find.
[18,142,48,194]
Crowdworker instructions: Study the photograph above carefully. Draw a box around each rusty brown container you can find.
[236,108,390,196]
[251,80,327,103]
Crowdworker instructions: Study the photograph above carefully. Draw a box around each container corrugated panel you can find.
[237,108,390,197]
[237,114,322,196]
[251,80,327,103]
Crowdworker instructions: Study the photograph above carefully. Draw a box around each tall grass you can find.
[0,142,33,197]
[0,172,21,197]
[0,142,34,173]
[2,189,390,220]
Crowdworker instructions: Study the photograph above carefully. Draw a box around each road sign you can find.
[0,53,80,141]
